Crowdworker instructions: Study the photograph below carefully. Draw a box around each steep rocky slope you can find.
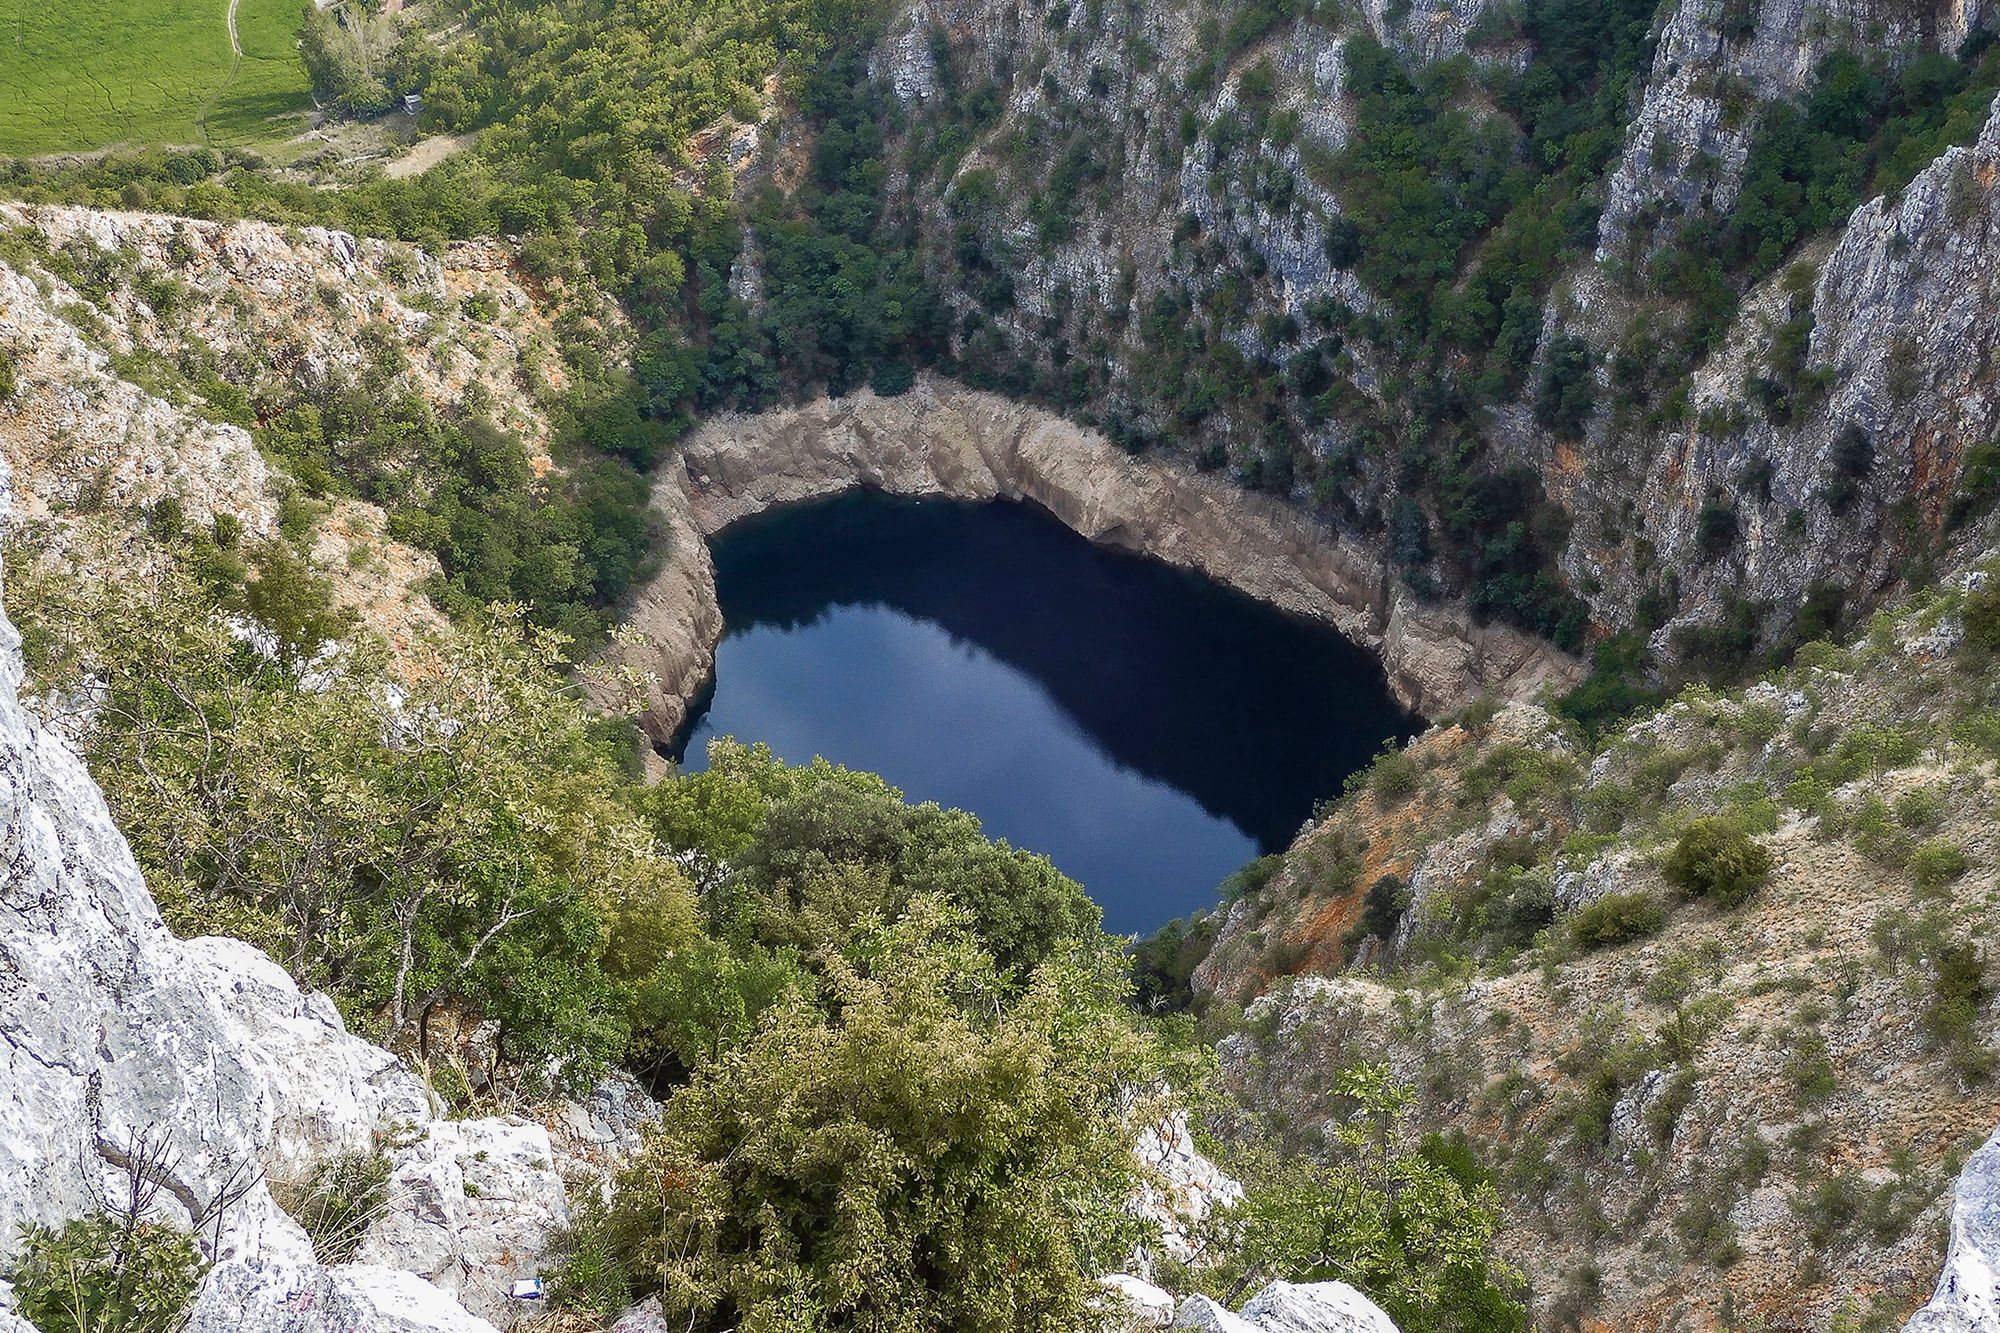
[846,0,2000,663]
[1190,556,2000,1327]
[0,201,570,654]
[0,458,580,1332]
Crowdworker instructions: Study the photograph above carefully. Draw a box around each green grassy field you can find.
[0,0,312,155]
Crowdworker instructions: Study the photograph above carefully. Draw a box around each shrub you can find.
[1909,838,1971,893]
[1924,941,1989,1064]
[1696,502,1739,558]
[1661,818,1772,906]
[1963,580,2000,654]
[1569,892,1667,950]
[604,904,1157,1333]
[1345,873,1409,950]
[9,1215,206,1333]
[1367,743,1422,805]
[1783,1031,1837,1103]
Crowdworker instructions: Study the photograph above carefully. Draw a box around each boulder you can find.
[1239,1280,1399,1333]
[185,1258,502,1333]
[355,1118,569,1324]
[1173,1295,1264,1333]
[607,1296,675,1332]
[1099,1273,1177,1329]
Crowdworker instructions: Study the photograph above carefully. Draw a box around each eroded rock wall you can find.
[601,377,1581,746]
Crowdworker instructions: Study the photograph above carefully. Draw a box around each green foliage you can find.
[1345,873,1410,953]
[605,902,1158,1333]
[1558,631,1665,737]
[8,1216,205,1333]
[1365,742,1422,805]
[257,379,659,649]
[1533,335,1596,438]
[1673,44,2000,295]
[1131,914,1219,1013]
[14,559,691,1087]
[1962,580,2000,655]
[1661,818,1772,907]
[1925,941,1991,1068]
[543,1193,635,1322]
[1568,891,1666,950]
[280,1151,393,1264]
[1909,838,1971,893]
[1210,1066,1527,1331]
[651,741,1100,978]
[1782,1030,1838,1104]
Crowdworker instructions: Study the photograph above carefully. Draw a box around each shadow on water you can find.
[672,491,1416,932]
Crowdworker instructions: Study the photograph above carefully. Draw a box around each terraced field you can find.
[0,0,312,154]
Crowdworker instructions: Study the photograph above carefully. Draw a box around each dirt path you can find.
[384,132,477,178]
[226,0,242,57]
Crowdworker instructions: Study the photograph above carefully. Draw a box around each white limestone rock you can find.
[1239,1280,1399,1333]
[0,458,543,1331]
[607,1296,674,1333]
[1127,1106,1244,1270]
[1100,1273,1177,1329]
[1173,1294,1264,1333]
[355,1118,569,1325]
[1905,1123,2000,1331]
[186,1258,502,1333]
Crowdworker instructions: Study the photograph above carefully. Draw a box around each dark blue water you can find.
[671,493,1414,934]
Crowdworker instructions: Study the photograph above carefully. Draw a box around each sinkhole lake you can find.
[671,493,1416,935]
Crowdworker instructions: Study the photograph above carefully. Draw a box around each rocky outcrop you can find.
[0,455,571,1328]
[1573,92,2000,648]
[1906,1124,2000,1331]
[1170,1282,1397,1333]
[0,203,572,655]
[354,1119,569,1325]
[1596,0,1995,264]
[604,377,1581,743]
[186,1258,503,1333]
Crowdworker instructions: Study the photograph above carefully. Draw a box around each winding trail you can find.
[226,0,242,57]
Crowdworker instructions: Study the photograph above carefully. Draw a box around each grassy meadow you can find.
[0,0,312,154]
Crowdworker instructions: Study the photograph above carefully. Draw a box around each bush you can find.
[9,1215,205,1333]
[1662,818,1772,907]
[1367,743,1422,805]
[1909,838,1971,893]
[1345,873,1409,951]
[1925,941,1989,1061]
[1569,892,1667,950]
[1963,580,2000,654]
[604,904,1157,1333]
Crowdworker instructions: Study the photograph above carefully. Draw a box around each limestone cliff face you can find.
[1596,0,1994,263]
[601,377,1580,746]
[849,0,2000,661]
[1574,93,2000,647]
[0,459,569,1332]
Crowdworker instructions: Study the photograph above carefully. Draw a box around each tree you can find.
[1534,335,1596,438]
[1209,1065,1527,1331]
[606,901,1159,1333]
